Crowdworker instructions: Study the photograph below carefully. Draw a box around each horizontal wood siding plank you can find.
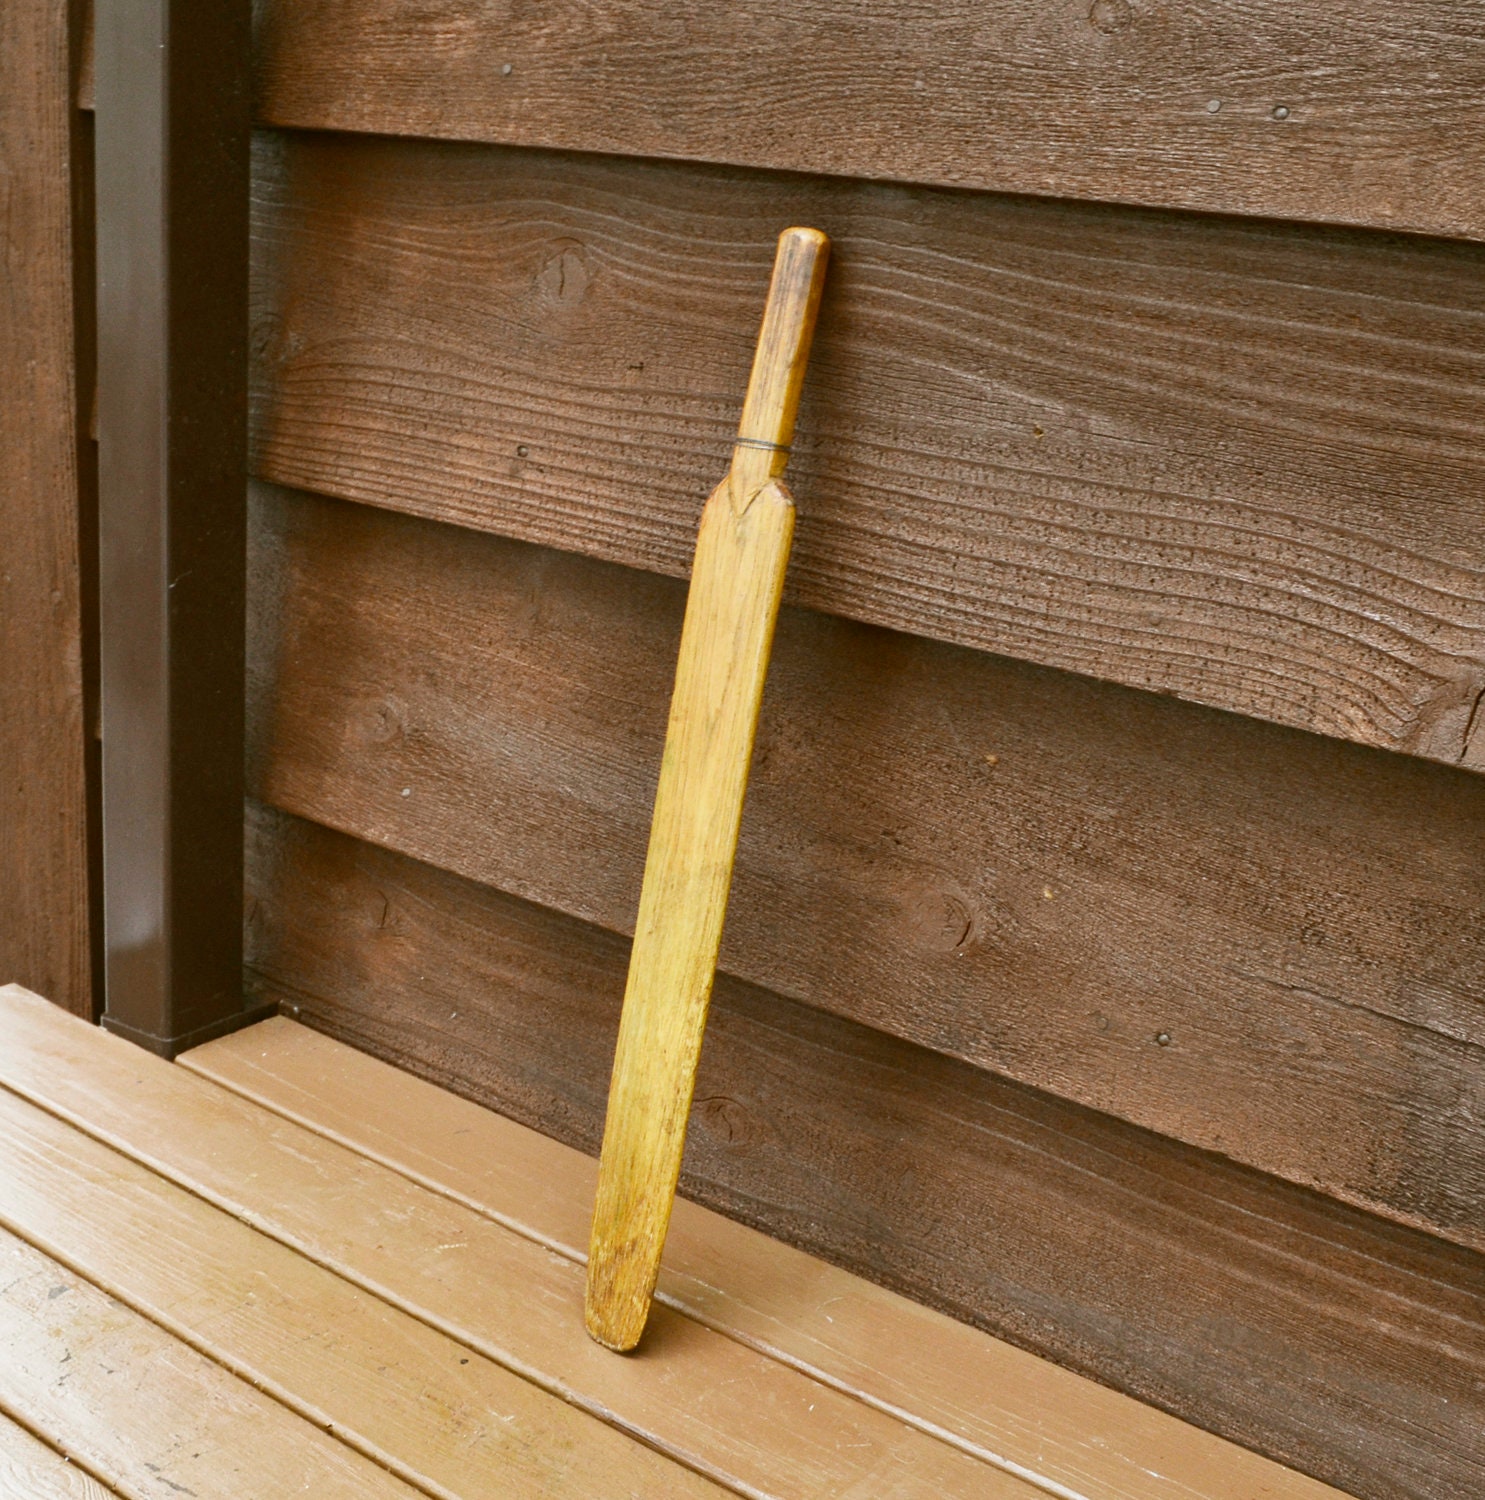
[240,804,1485,1500]
[247,484,1485,1252]
[252,0,1485,242]
[249,132,1485,768]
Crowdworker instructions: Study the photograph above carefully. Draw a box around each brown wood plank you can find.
[76,0,92,110]
[0,1413,115,1500]
[0,0,92,1013]
[249,132,1485,770]
[0,983,1036,1500]
[0,1073,733,1500]
[0,1225,417,1500]
[235,808,1485,1500]
[252,0,1485,242]
[186,1014,1350,1500]
[248,484,1485,1253]
[92,0,252,1054]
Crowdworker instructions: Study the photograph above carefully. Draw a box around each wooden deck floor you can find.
[0,983,1347,1499]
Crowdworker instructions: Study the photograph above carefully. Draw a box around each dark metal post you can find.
[95,0,264,1054]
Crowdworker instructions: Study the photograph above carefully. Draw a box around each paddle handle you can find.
[585,228,829,1352]
[737,227,830,451]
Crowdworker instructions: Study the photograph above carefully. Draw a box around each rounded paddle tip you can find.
[777,225,830,253]
[584,1282,647,1353]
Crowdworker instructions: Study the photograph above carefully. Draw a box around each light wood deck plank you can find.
[186,1013,1350,1500]
[0,1412,116,1499]
[0,1082,729,1500]
[0,985,1031,1499]
[0,1225,418,1499]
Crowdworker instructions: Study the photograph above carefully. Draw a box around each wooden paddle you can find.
[585,227,830,1351]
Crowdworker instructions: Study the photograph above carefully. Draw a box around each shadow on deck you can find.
[0,984,1344,1498]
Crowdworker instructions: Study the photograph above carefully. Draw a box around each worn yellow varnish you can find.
[585,227,830,1351]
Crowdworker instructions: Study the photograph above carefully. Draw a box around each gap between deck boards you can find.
[0,985,1348,1500]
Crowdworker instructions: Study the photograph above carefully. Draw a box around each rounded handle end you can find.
[736,226,831,456]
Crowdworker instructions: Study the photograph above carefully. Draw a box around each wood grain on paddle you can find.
[587,228,828,1351]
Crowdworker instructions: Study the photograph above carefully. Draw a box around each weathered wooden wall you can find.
[0,0,93,1016]
[250,135,1485,768]
[249,484,1485,1253]
[252,0,1485,241]
[246,800,1485,1500]
[236,6,1485,1495]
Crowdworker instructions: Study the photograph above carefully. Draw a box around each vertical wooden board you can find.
[0,0,91,1013]
[251,0,1485,241]
[248,486,1485,1251]
[93,0,251,1052]
[0,1082,732,1500]
[0,985,1037,1500]
[0,1414,115,1500]
[248,133,1485,767]
[76,0,92,110]
[187,1014,1354,1500]
[0,1227,419,1500]
[236,812,1485,1500]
